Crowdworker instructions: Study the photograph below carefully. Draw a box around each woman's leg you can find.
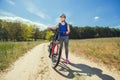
[59,37,63,54]
[64,36,69,59]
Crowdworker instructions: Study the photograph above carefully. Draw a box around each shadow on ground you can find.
[54,60,115,80]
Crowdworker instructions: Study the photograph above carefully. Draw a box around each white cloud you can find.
[0,10,16,17]
[6,0,15,6]
[94,16,100,20]
[113,25,120,29]
[0,16,47,30]
[69,21,73,25]
[25,1,49,19]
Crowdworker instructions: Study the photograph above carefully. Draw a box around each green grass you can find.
[0,40,47,71]
[69,38,120,71]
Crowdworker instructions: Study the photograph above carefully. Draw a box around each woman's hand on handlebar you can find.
[66,31,70,34]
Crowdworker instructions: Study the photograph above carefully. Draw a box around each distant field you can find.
[69,38,120,71]
[0,40,46,71]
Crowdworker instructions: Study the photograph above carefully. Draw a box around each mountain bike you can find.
[48,30,65,69]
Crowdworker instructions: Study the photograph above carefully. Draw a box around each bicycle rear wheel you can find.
[51,42,61,69]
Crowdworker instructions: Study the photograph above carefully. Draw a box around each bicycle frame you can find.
[51,42,59,55]
[48,30,66,68]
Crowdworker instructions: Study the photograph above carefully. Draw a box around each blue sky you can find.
[0,0,120,28]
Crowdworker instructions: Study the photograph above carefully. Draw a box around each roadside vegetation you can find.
[0,40,46,71]
[69,38,120,71]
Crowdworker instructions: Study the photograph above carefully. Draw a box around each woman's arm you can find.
[48,23,59,30]
[66,24,70,34]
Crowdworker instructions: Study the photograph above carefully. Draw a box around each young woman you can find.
[48,14,70,64]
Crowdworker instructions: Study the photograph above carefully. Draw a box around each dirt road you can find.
[0,43,119,80]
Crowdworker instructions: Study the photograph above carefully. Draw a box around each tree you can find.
[45,30,54,41]
[34,28,41,41]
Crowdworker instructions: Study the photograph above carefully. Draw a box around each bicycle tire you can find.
[48,45,52,58]
[48,42,53,58]
[51,43,62,69]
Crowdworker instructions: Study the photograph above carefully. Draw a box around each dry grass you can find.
[0,40,47,71]
[69,38,120,71]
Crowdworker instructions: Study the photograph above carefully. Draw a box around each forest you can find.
[0,19,120,41]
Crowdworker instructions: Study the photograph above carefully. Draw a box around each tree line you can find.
[0,20,43,41]
[69,25,120,39]
[0,19,120,41]
[45,25,120,40]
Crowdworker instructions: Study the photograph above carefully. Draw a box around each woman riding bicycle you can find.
[48,14,70,64]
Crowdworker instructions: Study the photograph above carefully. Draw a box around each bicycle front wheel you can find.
[51,42,61,69]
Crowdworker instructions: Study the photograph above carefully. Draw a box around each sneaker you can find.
[66,58,70,64]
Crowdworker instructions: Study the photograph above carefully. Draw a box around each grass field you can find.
[69,38,120,71]
[1,38,120,72]
[0,40,46,71]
